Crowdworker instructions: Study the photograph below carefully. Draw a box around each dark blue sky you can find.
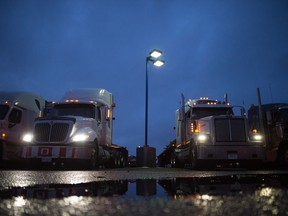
[1,0,288,155]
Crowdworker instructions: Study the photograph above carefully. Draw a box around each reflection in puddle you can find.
[1,174,288,199]
[1,180,128,199]
[2,174,288,216]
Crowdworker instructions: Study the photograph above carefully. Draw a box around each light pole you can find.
[145,49,165,146]
[137,49,165,167]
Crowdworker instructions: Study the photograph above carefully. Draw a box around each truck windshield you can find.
[0,105,10,120]
[52,104,95,118]
[276,109,288,123]
[192,107,233,119]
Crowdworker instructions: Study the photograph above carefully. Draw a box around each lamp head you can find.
[149,49,163,58]
[153,60,165,67]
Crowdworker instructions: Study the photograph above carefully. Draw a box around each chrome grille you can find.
[34,122,70,143]
[215,118,246,142]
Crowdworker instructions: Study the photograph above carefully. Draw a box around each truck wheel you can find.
[277,143,288,168]
[114,158,119,168]
[170,154,176,168]
[191,146,199,170]
[90,140,99,169]
[0,140,3,161]
[119,156,125,168]
[284,150,288,168]
[280,145,288,168]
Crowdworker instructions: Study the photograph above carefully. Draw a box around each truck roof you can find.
[60,88,114,107]
[0,91,46,112]
[187,98,230,107]
[183,98,231,112]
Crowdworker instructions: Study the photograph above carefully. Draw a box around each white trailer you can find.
[0,92,46,161]
[21,88,127,169]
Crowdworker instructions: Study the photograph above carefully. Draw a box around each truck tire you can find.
[191,145,199,170]
[284,149,288,168]
[90,139,99,169]
[0,140,3,161]
[170,153,176,168]
[111,157,120,168]
[115,157,120,168]
[119,155,125,168]
[278,144,288,168]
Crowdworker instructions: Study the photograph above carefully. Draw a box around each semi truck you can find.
[248,88,288,167]
[158,95,265,169]
[0,92,46,163]
[21,88,128,169]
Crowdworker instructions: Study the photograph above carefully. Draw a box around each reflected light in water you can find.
[14,196,26,207]
[259,188,273,197]
[201,194,213,201]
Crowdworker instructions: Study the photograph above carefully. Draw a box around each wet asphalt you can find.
[0,167,288,216]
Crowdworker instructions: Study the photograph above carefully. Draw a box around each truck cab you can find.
[159,97,265,169]
[22,88,127,169]
[0,92,46,161]
[175,98,234,146]
[248,103,288,166]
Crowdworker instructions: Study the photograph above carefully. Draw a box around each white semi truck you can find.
[158,96,265,169]
[21,88,128,169]
[0,92,46,162]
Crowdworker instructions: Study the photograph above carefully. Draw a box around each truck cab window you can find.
[0,105,10,120]
[53,104,95,118]
[8,108,22,124]
[192,108,233,119]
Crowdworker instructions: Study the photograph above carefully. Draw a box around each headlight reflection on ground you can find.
[13,196,26,207]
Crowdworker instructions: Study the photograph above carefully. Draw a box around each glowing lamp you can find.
[149,49,163,58]
[153,60,165,67]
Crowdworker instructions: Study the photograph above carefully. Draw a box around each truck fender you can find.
[277,141,288,167]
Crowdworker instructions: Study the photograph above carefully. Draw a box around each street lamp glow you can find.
[149,49,162,58]
[144,48,164,148]
[153,60,165,67]
[137,48,165,167]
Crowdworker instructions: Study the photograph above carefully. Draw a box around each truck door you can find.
[98,106,108,146]
[4,107,24,144]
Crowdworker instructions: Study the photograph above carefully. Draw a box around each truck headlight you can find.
[196,134,209,144]
[72,134,89,142]
[251,134,263,142]
[23,133,34,143]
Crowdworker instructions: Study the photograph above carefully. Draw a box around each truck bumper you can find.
[197,145,265,161]
[20,144,94,162]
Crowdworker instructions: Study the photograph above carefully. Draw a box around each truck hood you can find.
[35,116,97,126]
[35,116,76,123]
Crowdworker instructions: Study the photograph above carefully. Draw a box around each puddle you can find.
[1,174,288,199]
[2,174,288,215]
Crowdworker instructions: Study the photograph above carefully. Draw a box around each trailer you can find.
[21,88,128,169]
[158,95,265,169]
[0,91,46,163]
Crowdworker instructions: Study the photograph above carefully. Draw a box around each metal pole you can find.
[145,57,149,147]
[257,87,266,147]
